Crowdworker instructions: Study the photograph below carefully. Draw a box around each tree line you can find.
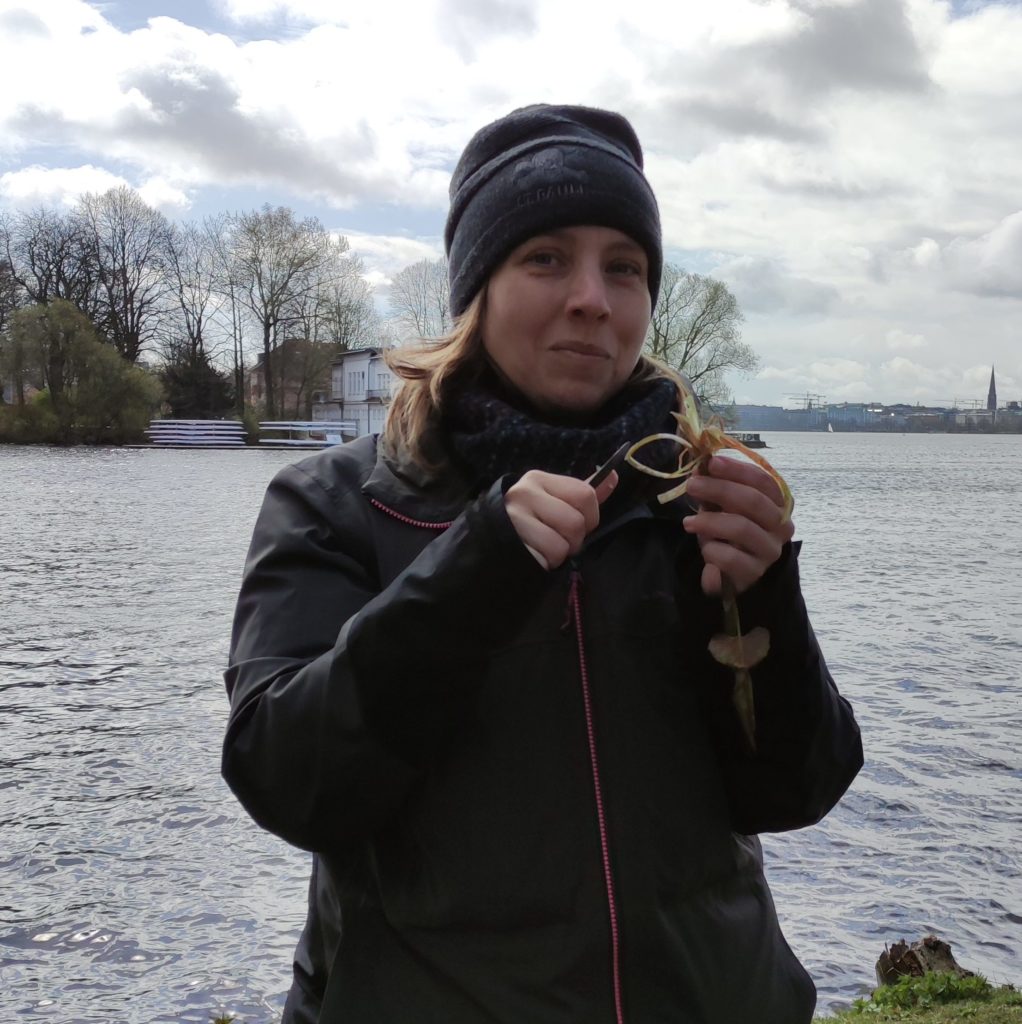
[0,189,379,441]
[0,186,756,444]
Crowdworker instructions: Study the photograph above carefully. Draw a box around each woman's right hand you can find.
[504,470,618,570]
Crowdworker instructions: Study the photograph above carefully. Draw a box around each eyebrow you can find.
[529,229,645,254]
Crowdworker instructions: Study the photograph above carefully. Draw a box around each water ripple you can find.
[2,436,1021,1020]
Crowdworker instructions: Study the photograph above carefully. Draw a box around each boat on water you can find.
[726,431,767,449]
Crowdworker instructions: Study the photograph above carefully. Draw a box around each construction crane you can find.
[935,398,982,410]
[784,392,827,410]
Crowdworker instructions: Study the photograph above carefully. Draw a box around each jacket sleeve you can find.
[221,459,547,853]
[683,539,863,835]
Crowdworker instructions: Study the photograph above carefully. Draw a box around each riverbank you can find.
[815,974,1022,1022]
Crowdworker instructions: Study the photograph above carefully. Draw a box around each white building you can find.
[312,347,393,437]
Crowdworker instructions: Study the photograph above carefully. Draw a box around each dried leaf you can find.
[709,627,770,669]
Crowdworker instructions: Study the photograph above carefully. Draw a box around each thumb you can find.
[592,469,619,505]
[701,563,722,597]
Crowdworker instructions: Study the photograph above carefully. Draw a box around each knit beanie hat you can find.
[444,103,662,317]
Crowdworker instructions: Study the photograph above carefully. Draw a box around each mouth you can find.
[551,342,610,359]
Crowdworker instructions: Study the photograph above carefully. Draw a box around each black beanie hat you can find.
[444,103,662,317]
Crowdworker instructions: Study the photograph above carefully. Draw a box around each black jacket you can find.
[222,434,862,1024]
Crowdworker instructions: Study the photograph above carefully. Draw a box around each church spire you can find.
[987,365,997,412]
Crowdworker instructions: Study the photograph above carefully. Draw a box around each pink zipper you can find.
[369,497,453,530]
[568,569,625,1024]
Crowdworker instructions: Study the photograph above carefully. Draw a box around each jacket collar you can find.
[361,430,692,531]
[361,432,479,524]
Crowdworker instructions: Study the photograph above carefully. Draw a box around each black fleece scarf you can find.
[442,373,680,487]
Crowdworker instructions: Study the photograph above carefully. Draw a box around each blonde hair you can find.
[383,287,687,469]
[383,290,487,467]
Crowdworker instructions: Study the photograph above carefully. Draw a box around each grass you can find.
[205,973,1022,1024]
[816,973,1022,1023]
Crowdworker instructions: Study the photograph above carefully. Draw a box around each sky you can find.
[0,0,1019,406]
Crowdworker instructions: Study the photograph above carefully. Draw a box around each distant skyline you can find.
[1,0,1020,406]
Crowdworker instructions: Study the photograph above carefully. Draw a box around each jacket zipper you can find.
[372,500,625,1019]
[369,497,454,530]
[567,565,625,1024]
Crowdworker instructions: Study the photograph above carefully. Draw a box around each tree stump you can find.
[876,935,974,987]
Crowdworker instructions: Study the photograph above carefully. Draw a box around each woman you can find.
[223,104,862,1024]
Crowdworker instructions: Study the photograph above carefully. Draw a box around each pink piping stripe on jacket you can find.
[368,499,625,1022]
[569,569,625,1024]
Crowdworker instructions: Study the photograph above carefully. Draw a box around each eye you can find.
[524,249,560,267]
[608,258,645,278]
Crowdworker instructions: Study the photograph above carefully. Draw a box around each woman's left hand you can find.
[682,455,795,596]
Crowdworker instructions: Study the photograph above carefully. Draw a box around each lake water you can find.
[1,433,1019,1022]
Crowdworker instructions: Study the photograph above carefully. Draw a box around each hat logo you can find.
[513,150,587,206]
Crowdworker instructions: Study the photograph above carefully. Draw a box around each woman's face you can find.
[481,225,652,419]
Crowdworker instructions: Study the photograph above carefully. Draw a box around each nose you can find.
[566,262,611,320]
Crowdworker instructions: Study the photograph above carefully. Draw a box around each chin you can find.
[532,386,611,422]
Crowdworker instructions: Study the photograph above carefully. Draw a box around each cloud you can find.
[137,177,192,212]
[885,328,926,350]
[758,365,804,381]
[945,210,1022,297]
[888,212,1022,298]
[752,0,933,96]
[0,164,130,207]
[756,357,872,401]
[877,356,959,397]
[342,232,443,282]
[676,97,821,143]
[908,237,942,270]
[216,0,341,22]
[112,64,379,203]
[806,357,871,383]
[0,8,49,37]
[963,363,995,389]
[1,0,1021,409]
[713,255,839,314]
[436,0,537,61]
[0,164,189,214]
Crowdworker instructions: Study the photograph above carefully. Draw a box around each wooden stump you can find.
[876,935,973,987]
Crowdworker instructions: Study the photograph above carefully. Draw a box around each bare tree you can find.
[228,205,334,418]
[206,214,248,414]
[155,216,238,418]
[163,218,224,365]
[0,250,26,403]
[645,264,757,406]
[76,187,174,362]
[280,239,379,418]
[0,252,19,336]
[2,207,102,322]
[388,257,450,339]
[315,242,378,350]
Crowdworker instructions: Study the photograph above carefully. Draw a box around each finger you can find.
[525,472,603,535]
[684,509,789,565]
[704,455,787,509]
[592,469,618,506]
[524,543,549,571]
[686,473,787,533]
[701,562,722,597]
[697,539,774,594]
[508,514,572,570]
[527,491,590,550]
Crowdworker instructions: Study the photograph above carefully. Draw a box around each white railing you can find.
[258,420,357,447]
[146,419,247,447]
